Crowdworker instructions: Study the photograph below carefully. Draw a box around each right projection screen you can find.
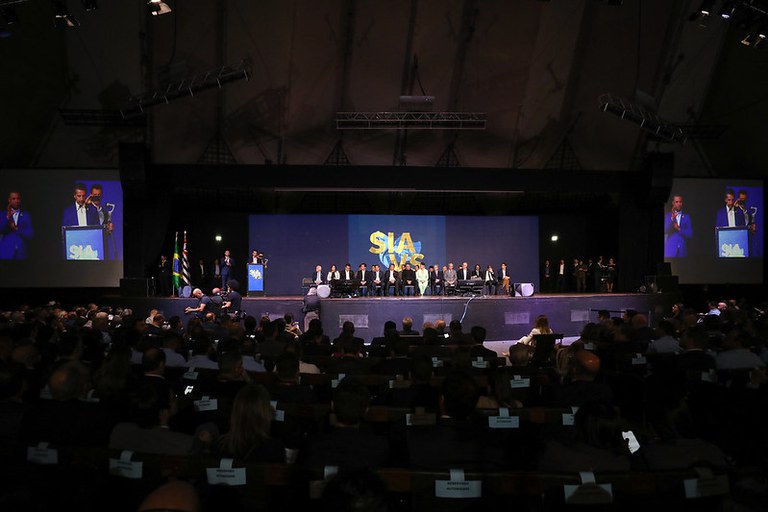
[664,178,763,284]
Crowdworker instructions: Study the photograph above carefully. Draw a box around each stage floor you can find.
[112,292,676,344]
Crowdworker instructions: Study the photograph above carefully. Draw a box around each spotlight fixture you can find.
[147,0,171,16]
[82,0,97,11]
[699,0,715,16]
[53,1,79,27]
[719,1,736,19]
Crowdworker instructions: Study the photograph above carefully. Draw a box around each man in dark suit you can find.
[0,191,33,260]
[356,263,370,297]
[400,262,416,296]
[665,195,693,258]
[384,263,401,296]
[484,265,497,295]
[220,250,233,288]
[497,262,510,295]
[457,261,471,281]
[193,258,208,290]
[157,254,171,296]
[370,264,384,296]
[61,182,99,227]
[715,188,746,228]
[429,264,443,295]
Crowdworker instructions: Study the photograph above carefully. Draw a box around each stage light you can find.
[215,235,222,242]
[741,32,764,47]
[550,235,558,242]
[53,1,79,27]
[719,1,736,19]
[82,0,97,11]
[147,0,171,16]
[699,0,715,16]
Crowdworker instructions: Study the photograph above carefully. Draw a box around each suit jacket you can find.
[0,210,33,259]
[342,270,355,281]
[471,269,483,279]
[385,270,400,283]
[370,270,383,284]
[457,268,471,280]
[429,270,443,286]
[312,270,324,284]
[664,211,693,258]
[356,270,369,283]
[715,207,746,228]
[401,268,416,285]
[497,268,509,281]
[221,256,234,275]
[444,269,457,284]
[61,203,99,227]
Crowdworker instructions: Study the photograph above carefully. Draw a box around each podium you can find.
[247,263,265,297]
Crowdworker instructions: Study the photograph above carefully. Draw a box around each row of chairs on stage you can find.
[302,278,508,298]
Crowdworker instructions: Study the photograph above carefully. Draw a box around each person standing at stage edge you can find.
[221,249,234,288]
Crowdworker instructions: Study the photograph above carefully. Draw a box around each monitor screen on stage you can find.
[249,214,539,296]
[0,169,124,287]
[663,178,763,284]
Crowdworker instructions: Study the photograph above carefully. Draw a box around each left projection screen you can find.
[0,169,123,287]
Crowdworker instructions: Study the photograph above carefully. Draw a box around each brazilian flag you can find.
[172,231,181,292]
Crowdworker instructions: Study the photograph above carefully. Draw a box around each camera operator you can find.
[222,279,243,320]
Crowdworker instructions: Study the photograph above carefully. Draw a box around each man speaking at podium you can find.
[62,183,99,227]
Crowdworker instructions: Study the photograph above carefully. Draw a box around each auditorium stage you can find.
[111,292,677,344]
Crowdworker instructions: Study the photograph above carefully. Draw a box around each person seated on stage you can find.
[443,262,458,294]
[184,288,211,319]
[471,263,483,279]
[497,262,511,295]
[484,265,498,296]
[516,314,553,347]
[457,261,471,281]
[416,262,429,296]
[400,262,417,296]
[369,263,384,296]
[384,263,401,296]
[326,264,340,285]
[356,263,369,297]
[342,262,355,281]
[429,264,443,295]
[311,264,324,286]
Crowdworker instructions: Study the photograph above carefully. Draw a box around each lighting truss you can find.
[335,111,486,130]
[598,93,686,144]
[120,61,249,119]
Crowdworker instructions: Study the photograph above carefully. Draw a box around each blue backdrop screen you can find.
[249,214,539,295]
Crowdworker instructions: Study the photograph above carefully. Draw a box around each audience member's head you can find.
[49,361,91,401]
[440,370,479,420]
[333,378,370,427]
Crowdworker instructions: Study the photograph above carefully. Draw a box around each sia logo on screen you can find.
[369,231,424,270]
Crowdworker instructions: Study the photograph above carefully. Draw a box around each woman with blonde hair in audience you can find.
[215,383,285,462]
[516,314,553,346]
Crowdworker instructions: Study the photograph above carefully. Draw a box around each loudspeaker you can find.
[514,282,534,297]
[120,277,153,297]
